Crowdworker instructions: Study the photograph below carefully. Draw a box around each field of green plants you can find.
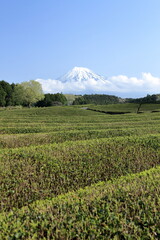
[0,104,160,239]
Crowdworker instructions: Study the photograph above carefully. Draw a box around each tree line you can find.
[72,94,120,105]
[126,94,160,104]
[0,80,67,107]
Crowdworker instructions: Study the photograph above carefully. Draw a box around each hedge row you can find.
[0,166,159,239]
[0,135,160,211]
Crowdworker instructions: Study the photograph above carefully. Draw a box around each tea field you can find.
[0,104,160,239]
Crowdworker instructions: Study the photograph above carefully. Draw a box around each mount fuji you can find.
[57,67,107,83]
[37,66,113,94]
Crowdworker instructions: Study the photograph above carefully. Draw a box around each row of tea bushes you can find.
[0,135,160,211]
[1,127,160,148]
[0,166,159,239]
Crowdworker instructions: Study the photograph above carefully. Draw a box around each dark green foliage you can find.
[73,94,120,105]
[12,84,25,106]
[0,80,24,107]
[36,93,67,107]
[0,85,7,106]
[127,94,160,104]
[0,80,44,107]
[0,80,13,106]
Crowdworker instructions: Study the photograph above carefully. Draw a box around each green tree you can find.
[36,93,67,107]
[0,80,13,106]
[0,85,7,106]
[19,80,44,107]
[12,84,25,106]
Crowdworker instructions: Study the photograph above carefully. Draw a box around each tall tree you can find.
[0,80,13,106]
[19,80,44,107]
[0,85,6,106]
[12,84,25,106]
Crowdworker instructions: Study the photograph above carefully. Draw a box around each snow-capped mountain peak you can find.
[58,66,106,83]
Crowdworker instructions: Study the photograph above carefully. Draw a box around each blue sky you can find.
[1,0,160,97]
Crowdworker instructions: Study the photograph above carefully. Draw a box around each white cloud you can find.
[36,72,160,97]
[36,79,64,93]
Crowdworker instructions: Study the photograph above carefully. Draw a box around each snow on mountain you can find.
[57,67,107,83]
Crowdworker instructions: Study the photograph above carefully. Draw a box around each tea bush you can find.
[0,166,159,239]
